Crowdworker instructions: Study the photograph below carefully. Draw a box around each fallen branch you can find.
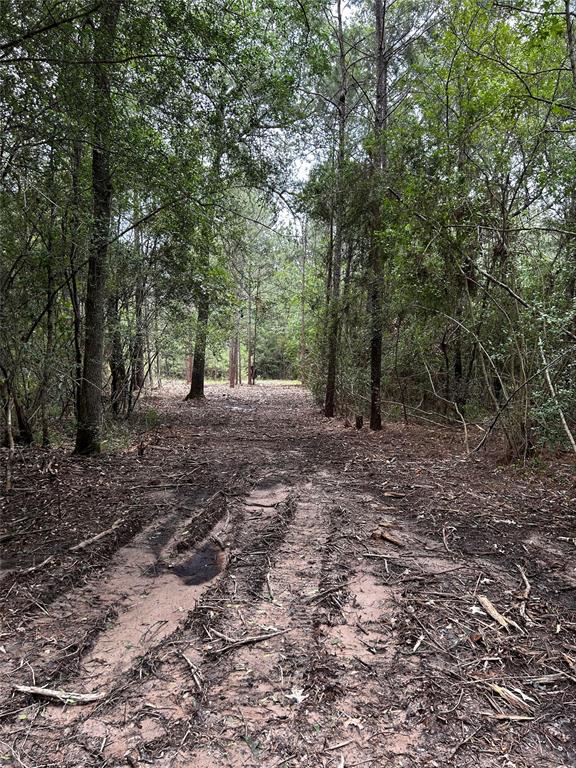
[478,595,523,633]
[23,555,54,573]
[304,585,345,604]
[479,711,534,721]
[13,684,105,704]
[246,501,281,508]
[180,653,203,691]
[363,552,389,559]
[209,629,288,655]
[371,527,405,547]
[69,519,122,552]
[485,683,535,713]
[516,564,533,624]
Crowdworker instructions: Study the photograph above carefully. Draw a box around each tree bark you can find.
[4,396,14,492]
[247,270,253,385]
[186,290,209,399]
[184,122,224,401]
[108,293,127,415]
[130,276,146,392]
[75,0,122,454]
[324,0,347,418]
[369,0,388,431]
[229,336,236,388]
[130,200,146,392]
[236,312,241,385]
[41,257,54,446]
[154,295,162,388]
[65,139,84,422]
[40,160,56,446]
[14,397,33,444]
[300,218,307,382]
[253,278,260,382]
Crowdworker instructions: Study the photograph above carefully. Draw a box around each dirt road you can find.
[1,384,575,767]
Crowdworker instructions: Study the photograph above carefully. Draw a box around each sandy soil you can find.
[1,383,575,767]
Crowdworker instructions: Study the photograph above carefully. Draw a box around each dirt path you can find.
[1,383,575,767]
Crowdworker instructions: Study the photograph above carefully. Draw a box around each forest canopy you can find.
[1,0,576,459]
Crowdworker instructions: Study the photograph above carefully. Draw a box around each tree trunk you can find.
[186,292,209,399]
[14,397,33,444]
[229,336,236,388]
[369,0,388,432]
[69,269,83,421]
[253,279,260,382]
[154,295,162,388]
[324,0,347,418]
[67,140,83,421]
[130,275,146,392]
[247,272,253,385]
[4,396,14,492]
[130,201,146,392]
[40,161,56,446]
[41,257,54,446]
[75,0,122,454]
[184,127,224,401]
[236,312,242,385]
[108,293,127,415]
[300,218,307,382]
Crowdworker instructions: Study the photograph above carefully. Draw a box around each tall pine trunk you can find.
[67,140,83,422]
[300,219,307,382]
[324,0,347,417]
[75,1,122,454]
[41,161,56,446]
[247,270,254,385]
[369,0,388,431]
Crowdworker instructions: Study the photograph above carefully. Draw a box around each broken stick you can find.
[477,595,523,633]
[14,684,105,704]
[210,629,289,655]
[69,519,122,552]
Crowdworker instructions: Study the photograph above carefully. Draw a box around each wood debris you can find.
[208,629,289,655]
[480,711,534,721]
[477,595,523,632]
[370,525,404,547]
[70,518,123,552]
[13,684,105,704]
[485,683,536,713]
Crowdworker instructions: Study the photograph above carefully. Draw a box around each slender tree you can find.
[74,1,122,454]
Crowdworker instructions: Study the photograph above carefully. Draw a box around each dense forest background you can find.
[1,0,576,459]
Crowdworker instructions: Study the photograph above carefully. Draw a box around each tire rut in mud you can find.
[15,482,299,766]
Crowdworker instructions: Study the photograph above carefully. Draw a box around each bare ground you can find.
[1,382,575,767]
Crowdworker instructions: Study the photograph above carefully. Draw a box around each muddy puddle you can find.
[75,552,224,689]
[171,540,226,584]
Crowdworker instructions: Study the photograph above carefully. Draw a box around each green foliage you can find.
[2,0,576,457]
[0,0,324,442]
[299,0,576,455]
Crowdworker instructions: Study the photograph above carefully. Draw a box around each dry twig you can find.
[477,595,523,633]
[209,629,289,655]
[69,519,122,552]
[13,684,105,704]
